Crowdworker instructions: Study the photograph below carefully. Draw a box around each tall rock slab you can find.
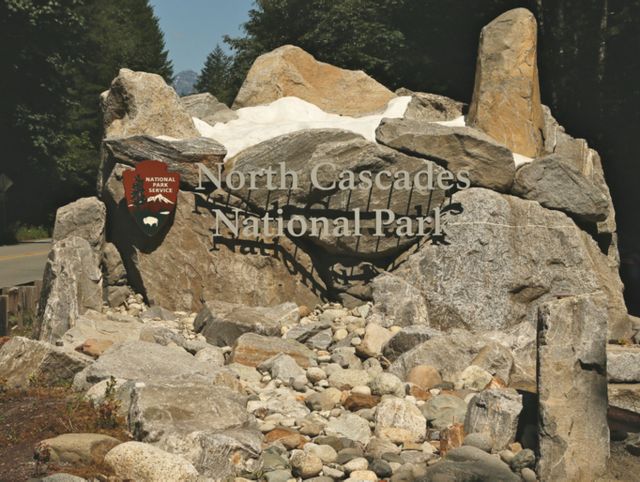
[537,294,609,481]
[232,45,396,116]
[468,9,544,157]
[101,68,198,139]
[37,236,103,342]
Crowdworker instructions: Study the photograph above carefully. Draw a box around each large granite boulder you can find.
[0,337,91,388]
[376,118,515,192]
[226,129,449,258]
[537,294,609,481]
[102,135,226,190]
[52,197,106,251]
[37,236,103,342]
[101,163,322,312]
[512,155,610,222]
[101,68,198,139]
[468,9,544,157]
[372,188,630,338]
[194,301,300,346]
[232,45,396,116]
[181,92,238,125]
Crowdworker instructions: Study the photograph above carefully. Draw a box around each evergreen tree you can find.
[0,0,85,234]
[195,45,234,105]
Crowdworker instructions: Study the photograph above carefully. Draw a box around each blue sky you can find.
[149,0,254,73]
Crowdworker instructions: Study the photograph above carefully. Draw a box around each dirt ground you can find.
[0,385,130,482]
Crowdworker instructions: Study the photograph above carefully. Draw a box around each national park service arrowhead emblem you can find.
[123,160,180,237]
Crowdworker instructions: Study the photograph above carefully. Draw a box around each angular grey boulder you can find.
[102,242,127,287]
[421,446,520,481]
[464,389,522,451]
[537,293,609,481]
[194,301,299,346]
[381,325,442,362]
[37,236,103,342]
[607,346,640,383]
[72,340,222,390]
[376,118,515,192]
[389,330,484,382]
[541,105,619,263]
[512,155,609,222]
[159,428,262,479]
[368,272,430,328]
[0,337,91,388]
[396,88,465,122]
[129,381,252,442]
[52,197,106,251]
[181,92,238,125]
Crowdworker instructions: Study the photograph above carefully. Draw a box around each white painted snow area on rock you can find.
[194,96,411,159]
[194,95,520,169]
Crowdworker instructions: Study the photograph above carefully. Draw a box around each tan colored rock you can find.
[101,68,198,139]
[104,441,198,481]
[343,393,381,411]
[231,333,316,368]
[356,324,393,357]
[233,45,395,116]
[407,365,442,390]
[76,338,113,358]
[36,433,121,465]
[468,9,544,157]
[375,398,427,443]
[264,428,308,450]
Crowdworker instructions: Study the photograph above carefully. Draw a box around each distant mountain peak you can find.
[173,70,198,96]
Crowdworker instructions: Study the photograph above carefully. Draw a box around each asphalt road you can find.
[0,239,51,288]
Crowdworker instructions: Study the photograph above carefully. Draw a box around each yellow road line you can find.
[0,250,50,262]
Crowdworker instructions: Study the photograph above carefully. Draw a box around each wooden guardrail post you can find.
[0,294,8,336]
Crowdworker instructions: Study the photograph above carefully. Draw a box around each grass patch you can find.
[12,224,50,242]
[0,384,130,480]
